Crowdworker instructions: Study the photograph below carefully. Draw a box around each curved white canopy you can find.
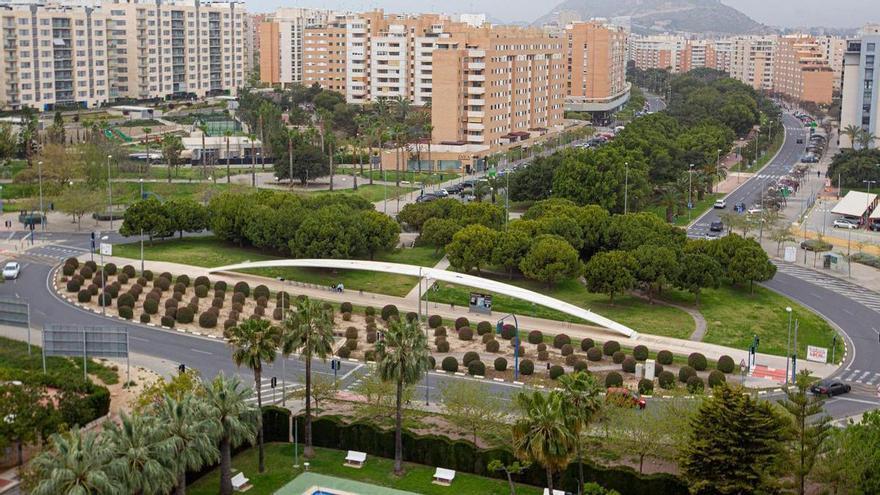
[209,259,638,338]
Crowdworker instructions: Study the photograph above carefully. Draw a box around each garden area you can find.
[310,183,417,203]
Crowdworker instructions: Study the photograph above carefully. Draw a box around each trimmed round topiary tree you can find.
[339,301,353,314]
[176,306,194,324]
[633,345,649,361]
[436,340,450,353]
[176,274,190,287]
[657,350,674,365]
[549,365,564,380]
[605,371,623,388]
[364,306,376,317]
[458,327,473,341]
[467,360,486,376]
[486,340,500,352]
[454,316,470,330]
[141,270,154,281]
[337,346,351,359]
[482,333,495,344]
[381,304,399,321]
[66,279,81,292]
[603,340,620,356]
[195,285,209,298]
[346,338,358,351]
[527,330,544,345]
[586,347,603,362]
[97,293,112,307]
[62,264,76,277]
[405,311,418,323]
[612,351,625,364]
[519,359,534,375]
[155,277,171,291]
[494,357,508,372]
[84,260,97,272]
[80,266,93,279]
[214,281,227,292]
[253,284,270,300]
[199,312,218,328]
[140,313,150,324]
[434,326,447,337]
[462,351,480,367]
[553,333,571,349]
[688,352,708,371]
[104,263,117,276]
[143,298,159,315]
[64,257,80,270]
[77,289,92,303]
[708,370,727,388]
[194,275,210,288]
[537,350,550,361]
[716,355,736,374]
[501,324,517,340]
[658,371,676,389]
[428,315,442,329]
[560,344,574,357]
[622,356,636,373]
[580,338,595,352]
[117,293,135,309]
[441,356,459,372]
[476,321,492,335]
[161,315,175,328]
[233,281,250,296]
[638,378,654,395]
[679,365,697,383]
[118,306,134,320]
[687,375,705,394]
[573,360,589,372]
[345,327,358,339]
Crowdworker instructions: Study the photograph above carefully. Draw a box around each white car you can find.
[2,262,20,280]
[833,218,859,229]
[713,199,727,209]
[747,206,763,215]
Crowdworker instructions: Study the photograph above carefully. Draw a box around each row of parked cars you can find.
[800,133,826,163]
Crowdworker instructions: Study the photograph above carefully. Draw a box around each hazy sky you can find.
[246,0,877,28]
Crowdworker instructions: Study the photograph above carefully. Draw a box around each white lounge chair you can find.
[344,450,367,468]
[543,489,565,495]
[230,472,251,492]
[433,467,456,486]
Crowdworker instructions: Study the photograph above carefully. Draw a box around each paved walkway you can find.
[403,256,449,301]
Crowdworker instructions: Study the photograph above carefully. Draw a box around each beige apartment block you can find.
[563,20,630,113]
[773,35,833,105]
[258,8,332,87]
[731,36,776,91]
[628,35,687,72]
[818,35,846,92]
[0,2,110,110]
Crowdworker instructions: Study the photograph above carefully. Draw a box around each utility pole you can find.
[623,161,629,215]
[784,307,792,385]
[106,155,113,229]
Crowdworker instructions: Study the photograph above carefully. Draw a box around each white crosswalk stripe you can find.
[246,378,300,405]
[25,244,89,261]
[774,262,880,313]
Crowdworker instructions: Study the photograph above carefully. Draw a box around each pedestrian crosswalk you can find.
[774,262,880,313]
[247,377,300,405]
[25,244,89,262]
[838,368,880,386]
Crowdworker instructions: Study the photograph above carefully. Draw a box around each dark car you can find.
[415,193,438,203]
[810,379,851,397]
[796,138,804,144]
[734,201,746,213]
[709,220,724,232]
[870,222,880,232]
[446,184,463,194]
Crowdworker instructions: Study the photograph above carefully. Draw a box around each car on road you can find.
[747,206,763,215]
[446,184,463,194]
[734,201,746,213]
[2,262,20,280]
[810,379,851,397]
[833,218,860,229]
[801,154,819,163]
[605,387,646,409]
[796,138,804,144]
[436,189,449,197]
[415,193,439,203]
[709,220,724,232]
[713,199,727,209]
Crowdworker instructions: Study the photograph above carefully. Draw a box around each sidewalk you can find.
[72,253,839,379]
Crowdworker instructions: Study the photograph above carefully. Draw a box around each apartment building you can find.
[818,35,846,92]
[302,14,346,94]
[258,8,331,86]
[840,25,880,148]
[628,35,687,72]
[708,39,734,73]
[772,35,833,104]
[731,36,776,91]
[0,2,110,110]
[563,20,630,114]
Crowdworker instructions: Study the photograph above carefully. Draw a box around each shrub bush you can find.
[253,284,269,300]
[88,284,99,296]
[276,291,291,308]
[476,321,492,335]
[603,340,621,356]
[165,307,177,319]
[458,327,473,341]
[538,350,550,361]
[104,263,117,276]
[139,313,150,324]
[655,363,664,376]
[441,356,458,372]
[214,281,227,292]
[549,365,564,380]
[574,360,589,372]
[612,351,625,364]
[501,324,517,340]
[143,298,159,314]
[436,340,450,353]
[160,315,175,328]
[66,279,81,292]
[427,315,442,329]
[560,343,574,356]
[527,330,543,345]
[580,338,595,352]
[195,285,208,298]
[117,306,133,320]
[565,354,578,366]
[486,340,500,353]
[84,260,97,272]
[106,284,120,298]
[256,296,268,308]
[117,273,129,284]
[658,371,676,389]
[223,319,237,331]
[141,269,153,281]
[272,308,283,320]
[454,317,469,330]
[405,312,418,323]
[232,302,244,314]
[212,297,224,309]
[622,356,637,373]
[687,375,705,394]
[77,289,91,303]
[64,257,80,269]
[199,312,217,328]
[708,370,727,388]
[364,306,376,317]
[62,264,76,276]
[587,347,603,361]
[536,343,547,353]
[638,379,654,395]
[553,334,571,349]
[688,353,708,371]
[232,292,245,305]
[380,304,399,321]
[97,292,112,307]
[462,351,480,367]
[433,326,446,337]
[155,277,171,291]
[337,346,351,359]
[717,355,736,374]
[173,282,187,294]
[346,338,358,351]
[342,312,352,322]
[233,281,250,296]
[92,272,104,287]
[165,298,178,309]
[172,274,188,287]
[467,360,486,376]
[137,277,148,287]
[633,345,649,361]
[679,366,697,383]
[176,306,194,324]
[366,331,377,344]
[605,372,623,388]
[657,350,674,365]
[519,359,534,375]
[253,306,265,317]
[80,266,94,279]
[193,275,210,288]
[343,327,358,339]
[117,293,135,309]
[364,350,376,362]
[481,333,494,344]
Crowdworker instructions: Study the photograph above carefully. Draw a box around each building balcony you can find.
[467,50,485,57]
[466,122,484,131]
[466,110,484,118]
[467,74,485,82]
[466,134,484,143]
[466,98,485,106]
[467,86,485,95]
[468,62,485,70]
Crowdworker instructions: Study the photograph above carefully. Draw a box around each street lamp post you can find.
[37,160,44,233]
[623,161,629,215]
[687,164,695,222]
[99,235,109,316]
[715,149,722,193]
[106,155,113,229]
[139,179,145,274]
[784,307,793,385]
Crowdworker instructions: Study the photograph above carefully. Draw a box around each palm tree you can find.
[279,296,335,458]
[375,318,431,475]
[856,129,877,150]
[105,412,176,495]
[30,427,117,495]
[155,395,219,495]
[512,391,574,493]
[557,372,602,495]
[224,130,232,184]
[228,318,280,473]
[203,373,259,495]
[657,183,682,223]
[841,124,861,149]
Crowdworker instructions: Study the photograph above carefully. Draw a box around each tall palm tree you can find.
[557,372,603,495]
[224,130,232,184]
[104,412,176,495]
[375,318,431,475]
[30,427,117,495]
[657,183,682,223]
[512,391,574,493]
[279,296,335,458]
[203,373,259,495]
[856,129,877,150]
[155,395,219,495]
[228,318,280,473]
[841,124,861,149]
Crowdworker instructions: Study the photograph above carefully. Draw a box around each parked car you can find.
[605,388,646,409]
[710,220,724,232]
[436,189,449,197]
[2,262,20,280]
[747,206,763,215]
[833,218,860,229]
[800,154,819,163]
[796,138,804,144]
[870,222,880,232]
[734,201,746,213]
[446,184,463,194]
[415,193,439,203]
[713,199,727,209]
[810,379,851,397]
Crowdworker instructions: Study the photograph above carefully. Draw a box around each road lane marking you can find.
[130,336,151,342]
[190,348,212,355]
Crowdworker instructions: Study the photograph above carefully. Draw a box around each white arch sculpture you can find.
[208,259,638,338]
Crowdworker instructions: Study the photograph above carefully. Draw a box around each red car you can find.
[606,387,646,409]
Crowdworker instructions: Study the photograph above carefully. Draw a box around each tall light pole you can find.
[106,155,113,229]
[687,164,695,222]
[784,306,793,385]
[623,161,629,215]
[99,235,109,316]
[715,149,722,193]
[37,160,44,232]
[139,179,145,274]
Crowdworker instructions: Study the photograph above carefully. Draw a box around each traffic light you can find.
[270,377,277,388]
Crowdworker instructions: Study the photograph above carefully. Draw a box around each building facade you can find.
[563,20,630,113]
[258,8,331,86]
[628,35,687,72]
[730,36,776,91]
[772,35,833,104]
[840,25,880,148]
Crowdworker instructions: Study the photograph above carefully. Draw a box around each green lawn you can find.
[0,336,119,385]
[646,193,723,227]
[114,166,239,181]
[337,168,460,186]
[730,129,785,173]
[188,444,542,495]
[428,276,695,339]
[659,285,843,362]
[113,236,443,297]
[312,184,416,203]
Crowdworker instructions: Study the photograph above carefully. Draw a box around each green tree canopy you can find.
[446,224,499,274]
[583,250,638,303]
[519,235,581,289]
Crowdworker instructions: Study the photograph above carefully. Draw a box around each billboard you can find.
[43,325,129,359]
[806,345,828,363]
[469,292,492,315]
